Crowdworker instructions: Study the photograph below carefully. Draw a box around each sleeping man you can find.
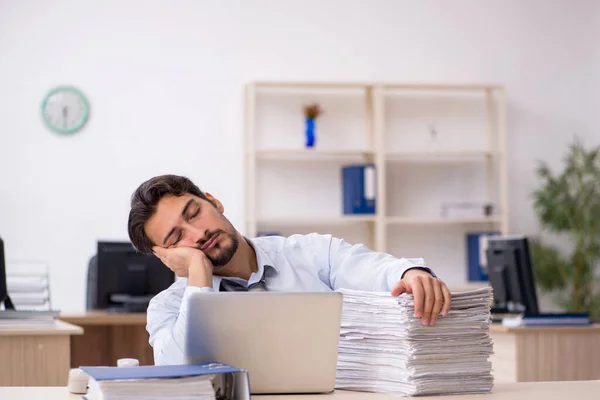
[127,174,452,365]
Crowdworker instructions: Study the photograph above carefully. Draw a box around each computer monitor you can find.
[485,235,539,314]
[0,237,15,310]
[88,241,175,312]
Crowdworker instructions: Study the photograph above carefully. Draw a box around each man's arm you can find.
[324,235,451,326]
[148,247,214,365]
[327,235,427,292]
[147,284,212,365]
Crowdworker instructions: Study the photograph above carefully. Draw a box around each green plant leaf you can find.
[529,239,569,292]
[587,293,600,321]
[530,138,600,316]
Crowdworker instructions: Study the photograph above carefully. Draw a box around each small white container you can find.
[117,358,140,367]
[67,368,89,394]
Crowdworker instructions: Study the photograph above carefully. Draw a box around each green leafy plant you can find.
[530,138,600,319]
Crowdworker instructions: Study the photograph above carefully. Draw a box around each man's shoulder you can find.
[250,232,333,252]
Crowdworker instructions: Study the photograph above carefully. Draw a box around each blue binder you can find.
[466,231,499,281]
[80,362,250,399]
[342,164,376,214]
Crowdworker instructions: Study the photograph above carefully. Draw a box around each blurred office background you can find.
[1,0,599,315]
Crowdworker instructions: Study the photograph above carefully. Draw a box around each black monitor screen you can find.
[485,235,539,314]
[94,241,175,311]
[0,237,14,310]
[0,237,8,308]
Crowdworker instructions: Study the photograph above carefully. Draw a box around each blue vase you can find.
[305,117,316,148]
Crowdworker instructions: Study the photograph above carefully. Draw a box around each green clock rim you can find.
[41,85,90,134]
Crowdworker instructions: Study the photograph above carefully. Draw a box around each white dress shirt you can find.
[146,232,432,365]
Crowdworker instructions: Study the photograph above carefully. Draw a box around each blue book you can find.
[80,362,250,399]
[342,164,376,214]
[466,231,499,281]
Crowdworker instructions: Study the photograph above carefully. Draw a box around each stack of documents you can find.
[81,363,251,400]
[336,287,494,396]
[6,260,52,311]
[0,309,59,327]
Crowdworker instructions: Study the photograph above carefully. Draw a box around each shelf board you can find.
[254,149,374,161]
[254,216,499,226]
[250,82,502,91]
[386,150,500,162]
[252,81,369,89]
[384,83,502,91]
[256,215,376,225]
[386,216,501,225]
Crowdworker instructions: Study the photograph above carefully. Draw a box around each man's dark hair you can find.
[127,175,211,254]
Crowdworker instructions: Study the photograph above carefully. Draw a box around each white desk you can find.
[0,381,599,399]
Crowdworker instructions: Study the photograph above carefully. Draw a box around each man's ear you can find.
[204,192,224,213]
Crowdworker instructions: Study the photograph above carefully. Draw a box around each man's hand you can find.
[391,268,451,326]
[152,246,214,288]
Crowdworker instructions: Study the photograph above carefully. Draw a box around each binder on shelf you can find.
[257,231,281,237]
[80,362,250,400]
[466,231,499,282]
[342,164,376,215]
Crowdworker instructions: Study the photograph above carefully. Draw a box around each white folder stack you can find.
[335,287,494,396]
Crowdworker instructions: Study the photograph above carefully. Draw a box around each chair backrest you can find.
[5,260,51,311]
[86,254,98,310]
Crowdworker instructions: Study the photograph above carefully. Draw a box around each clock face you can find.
[41,86,89,134]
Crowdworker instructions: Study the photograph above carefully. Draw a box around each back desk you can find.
[489,323,600,382]
[58,312,153,367]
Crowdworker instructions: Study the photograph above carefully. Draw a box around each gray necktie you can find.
[219,267,268,292]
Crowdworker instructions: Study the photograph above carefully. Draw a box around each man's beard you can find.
[198,213,239,267]
[206,230,239,267]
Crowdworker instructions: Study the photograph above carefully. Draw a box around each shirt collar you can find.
[210,236,278,290]
[246,236,279,273]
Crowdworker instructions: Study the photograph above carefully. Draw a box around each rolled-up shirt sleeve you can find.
[325,235,432,292]
[146,283,213,366]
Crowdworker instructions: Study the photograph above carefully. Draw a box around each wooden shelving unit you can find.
[244,81,508,287]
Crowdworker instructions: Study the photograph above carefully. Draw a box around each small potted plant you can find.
[304,103,323,148]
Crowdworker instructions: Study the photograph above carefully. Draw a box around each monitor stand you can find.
[0,295,15,311]
[490,306,521,323]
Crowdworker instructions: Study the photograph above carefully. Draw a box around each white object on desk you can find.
[67,368,88,394]
[117,358,139,367]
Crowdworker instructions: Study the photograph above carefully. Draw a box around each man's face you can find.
[144,193,239,267]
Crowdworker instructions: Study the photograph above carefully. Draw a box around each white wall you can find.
[0,0,598,312]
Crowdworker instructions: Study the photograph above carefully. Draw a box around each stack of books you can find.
[335,287,494,396]
[0,309,59,327]
[80,363,250,400]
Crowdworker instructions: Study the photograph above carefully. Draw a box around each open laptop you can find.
[184,291,343,394]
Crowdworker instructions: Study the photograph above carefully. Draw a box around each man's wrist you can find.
[402,266,436,279]
[187,261,213,288]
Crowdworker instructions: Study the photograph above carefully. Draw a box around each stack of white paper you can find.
[86,374,217,400]
[335,287,494,396]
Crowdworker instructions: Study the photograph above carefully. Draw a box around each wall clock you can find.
[41,86,90,134]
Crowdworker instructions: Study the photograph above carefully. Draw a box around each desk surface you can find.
[59,311,147,325]
[489,323,600,334]
[0,320,83,336]
[1,381,599,400]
